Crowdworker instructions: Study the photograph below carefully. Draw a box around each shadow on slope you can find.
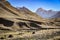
[0,18,14,27]
[16,18,42,24]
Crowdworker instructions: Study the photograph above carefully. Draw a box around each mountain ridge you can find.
[36,8,60,19]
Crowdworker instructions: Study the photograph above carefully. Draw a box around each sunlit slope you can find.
[0,1,42,21]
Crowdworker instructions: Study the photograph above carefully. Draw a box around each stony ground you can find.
[0,29,60,40]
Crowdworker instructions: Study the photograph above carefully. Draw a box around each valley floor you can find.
[0,29,60,40]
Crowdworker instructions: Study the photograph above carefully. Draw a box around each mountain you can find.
[36,8,60,18]
[0,0,43,31]
[0,0,60,40]
[16,6,42,20]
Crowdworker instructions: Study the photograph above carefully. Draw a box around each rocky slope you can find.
[0,0,43,30]
[0,0,60,40]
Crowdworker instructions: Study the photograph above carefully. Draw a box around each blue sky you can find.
[8,0,60,12]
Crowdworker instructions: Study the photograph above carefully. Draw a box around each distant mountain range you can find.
[36,8,60,18]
